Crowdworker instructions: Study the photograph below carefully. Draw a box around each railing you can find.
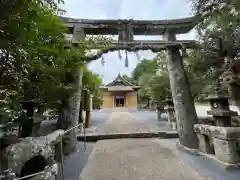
[58,122,86,180]
[1,122,86,180]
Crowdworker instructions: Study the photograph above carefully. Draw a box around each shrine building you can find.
[100,74,139,108]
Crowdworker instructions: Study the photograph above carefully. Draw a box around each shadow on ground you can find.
[62,142,95,180]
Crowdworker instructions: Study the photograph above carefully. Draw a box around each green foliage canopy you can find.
[0,0,103,125]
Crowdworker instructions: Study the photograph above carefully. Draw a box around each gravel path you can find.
[79,111,206,180]
[80,139,206,180]
[102,111,151,133]
[60,108,240,180]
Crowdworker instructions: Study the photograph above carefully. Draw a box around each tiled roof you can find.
[106,73,136,87]
[108,86,134,91]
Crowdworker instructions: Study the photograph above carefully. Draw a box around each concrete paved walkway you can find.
[79,111,206,180]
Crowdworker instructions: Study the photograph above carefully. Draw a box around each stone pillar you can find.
[164,98,177,130]
[156,102,164,120]
[163,31,198,149]
[59,27,85,154]
[156,109,161,120]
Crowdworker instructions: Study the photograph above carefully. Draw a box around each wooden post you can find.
[78,100,84,132]
[163,31,199,149]
[85,91,92,128]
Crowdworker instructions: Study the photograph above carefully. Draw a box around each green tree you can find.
[78,66,103,123]
[149,73,170,103]
[82,66,103,110]
[137,73,153,107]
[0,0,72,135]
[131,55,169,107]
[132,59,158,82]
[132,50,215,107]
[122,74,134,84]
[0,0,90,140]
[191,0,240,108]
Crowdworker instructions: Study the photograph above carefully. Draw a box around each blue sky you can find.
[61,0,196,84]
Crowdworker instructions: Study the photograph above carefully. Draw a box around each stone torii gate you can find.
[61,16,200,149]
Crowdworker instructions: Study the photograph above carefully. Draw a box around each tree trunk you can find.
[164,31,198,149]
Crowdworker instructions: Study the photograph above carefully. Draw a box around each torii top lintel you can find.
[60,16,199,35]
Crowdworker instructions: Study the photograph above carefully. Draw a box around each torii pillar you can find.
[163,31,199,149]
[61,26,85,154]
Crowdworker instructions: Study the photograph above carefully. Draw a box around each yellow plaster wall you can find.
[126,91,137,108]
[101,91,113,108]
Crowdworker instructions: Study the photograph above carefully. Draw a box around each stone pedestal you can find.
[194,124,240,164]
[213,137,239,164]
[196,134,213,154]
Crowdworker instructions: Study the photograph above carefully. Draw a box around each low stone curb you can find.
[77,132,178,142]
[176,142,240,169]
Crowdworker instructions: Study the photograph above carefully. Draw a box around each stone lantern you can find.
[194,79,240,164]
[205,80,237,127]
[163,97,177,130]
[155,101,165,120]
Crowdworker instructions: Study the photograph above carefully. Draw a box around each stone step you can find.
[77,131,178,142]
